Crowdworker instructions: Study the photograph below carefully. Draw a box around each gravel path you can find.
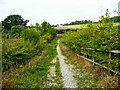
[49,57,56,77]
[57,40,78,88]
[46,57,63,87]
[46,57,57,87]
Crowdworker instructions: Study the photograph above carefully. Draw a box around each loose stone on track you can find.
[57,40,78,88]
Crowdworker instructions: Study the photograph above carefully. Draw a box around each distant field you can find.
[113,22,119,25]
[54,23,119,30]
[54,24,87,30]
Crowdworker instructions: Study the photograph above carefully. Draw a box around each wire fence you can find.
[78,47,120,75]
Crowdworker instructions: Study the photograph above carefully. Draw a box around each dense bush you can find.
[21,28,40,44]
[41,21,57,39]
[62,11,120,72]
[2,21,57,71]
[36,33,52,50]
[41,21,51,35]
[10,25,25,37]
[2,25,25,38]
[2,38,36,70]
[31,22,57,39]
[2,32,53,71]
[48,28,56,39]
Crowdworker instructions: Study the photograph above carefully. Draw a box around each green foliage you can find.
[35,21,57,39]
[62,10,120,72]
[2,21,56,71]
[3,37,59,88]
[2,19,56,72]
[2,32,53,71]
[21,28,40,44]
[10,25,25,37]
[31,23,42,32]
[69,20,92,25]
[35,23,42,32]
[30,21,57,39]
[2,14,29,30]
[2,29,10,38]
[35,33,52,50]
[2,38,36,71]
[55,57,62,77]
[48,28,57,39]
[111,16,120,23]
[41,21,51,35]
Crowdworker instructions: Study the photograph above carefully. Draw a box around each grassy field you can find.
[54,23,119,30]
[54,24,87,30]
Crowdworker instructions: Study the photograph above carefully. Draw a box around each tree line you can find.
[52,16,120,27]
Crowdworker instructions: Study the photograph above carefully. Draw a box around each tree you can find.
[41,21,51,35]
[35,23,42,31]
[111,16,120,23]
[2,14,29,30]
[85,20,88,23]
[41,21,56,38]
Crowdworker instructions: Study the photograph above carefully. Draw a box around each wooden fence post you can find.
[93,58,95,65]
[109,52,111,59]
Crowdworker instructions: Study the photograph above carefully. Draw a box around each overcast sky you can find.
[0,0,119,25]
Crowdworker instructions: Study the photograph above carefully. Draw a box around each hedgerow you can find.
[62,10,120,72]
[2,21,57,71]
